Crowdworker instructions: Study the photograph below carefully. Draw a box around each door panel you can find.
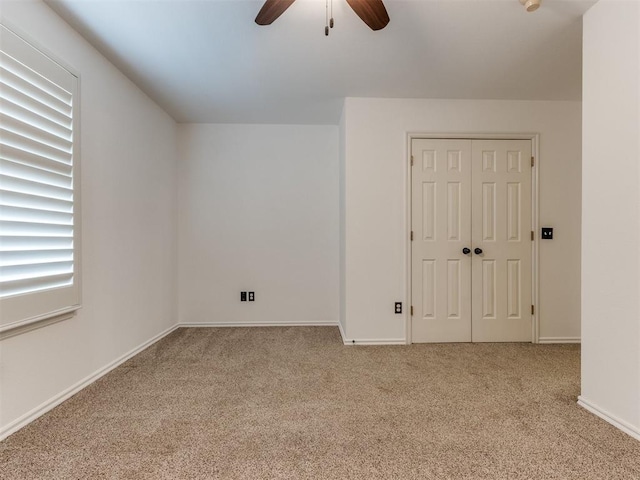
[471,140,532,342]
[411,139,472,343]
[411,138,533,343]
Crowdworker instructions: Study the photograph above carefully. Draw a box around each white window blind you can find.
[0,23,80,333]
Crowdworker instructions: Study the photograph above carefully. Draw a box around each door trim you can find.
[405,133,540,344]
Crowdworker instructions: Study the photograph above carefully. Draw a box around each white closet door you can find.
[470,139,532,342]
[410,138,533,343]
[411,139,472,343]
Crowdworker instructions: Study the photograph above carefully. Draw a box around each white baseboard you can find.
[178,321,338,328]
[338,320,347,343]
[538,336,581,344]
[578,396,640,441]
[0,324,179,441]
[342,339,407,345]
[337,323,406,345]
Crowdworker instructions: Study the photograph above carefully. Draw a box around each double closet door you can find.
[411,138,532,343]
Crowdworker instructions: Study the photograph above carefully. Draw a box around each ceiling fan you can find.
[255,0,390,32]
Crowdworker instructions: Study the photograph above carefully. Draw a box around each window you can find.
[0,23,80,335]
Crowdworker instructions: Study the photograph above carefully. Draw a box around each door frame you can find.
[406,133,541,344]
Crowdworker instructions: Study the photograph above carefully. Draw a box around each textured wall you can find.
[580,0,640,438]
[341,97,582,343]
[177,123,339,326]
[0,0,178,435]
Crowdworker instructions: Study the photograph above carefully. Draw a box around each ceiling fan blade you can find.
[345,0,390,31]
[255,0,297,25]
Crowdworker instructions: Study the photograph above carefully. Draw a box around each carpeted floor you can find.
[1,326,639,479]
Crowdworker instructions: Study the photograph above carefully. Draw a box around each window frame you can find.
[0,21,82,338]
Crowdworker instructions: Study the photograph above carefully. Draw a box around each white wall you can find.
[580,0,640,439]
[341,98,582,343]
[339,108,347,336]
[0,0,178,436]
[178,124,339,326]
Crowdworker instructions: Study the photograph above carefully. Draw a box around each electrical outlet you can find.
[248,292,255,302]
[395,302,402,314]
[240,291,247,302]
[541,227,553,240]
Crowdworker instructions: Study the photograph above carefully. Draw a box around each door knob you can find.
[462,247,471,255]
[474,248,483,255]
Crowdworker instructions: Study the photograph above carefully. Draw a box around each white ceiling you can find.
[45,0,595,124]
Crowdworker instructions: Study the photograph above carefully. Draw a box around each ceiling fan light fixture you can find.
[519,0,541,12]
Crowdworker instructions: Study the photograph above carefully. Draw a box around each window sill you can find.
[0,306,81,340]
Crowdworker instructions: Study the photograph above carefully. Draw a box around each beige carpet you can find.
[1,326,639,479]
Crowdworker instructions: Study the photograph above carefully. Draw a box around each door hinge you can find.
[531,156,535,167]
[531,230,534,241]
[531,305,535,315]
[411,306,414,316]
[411,155,414,166]
[411,231,414,241]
